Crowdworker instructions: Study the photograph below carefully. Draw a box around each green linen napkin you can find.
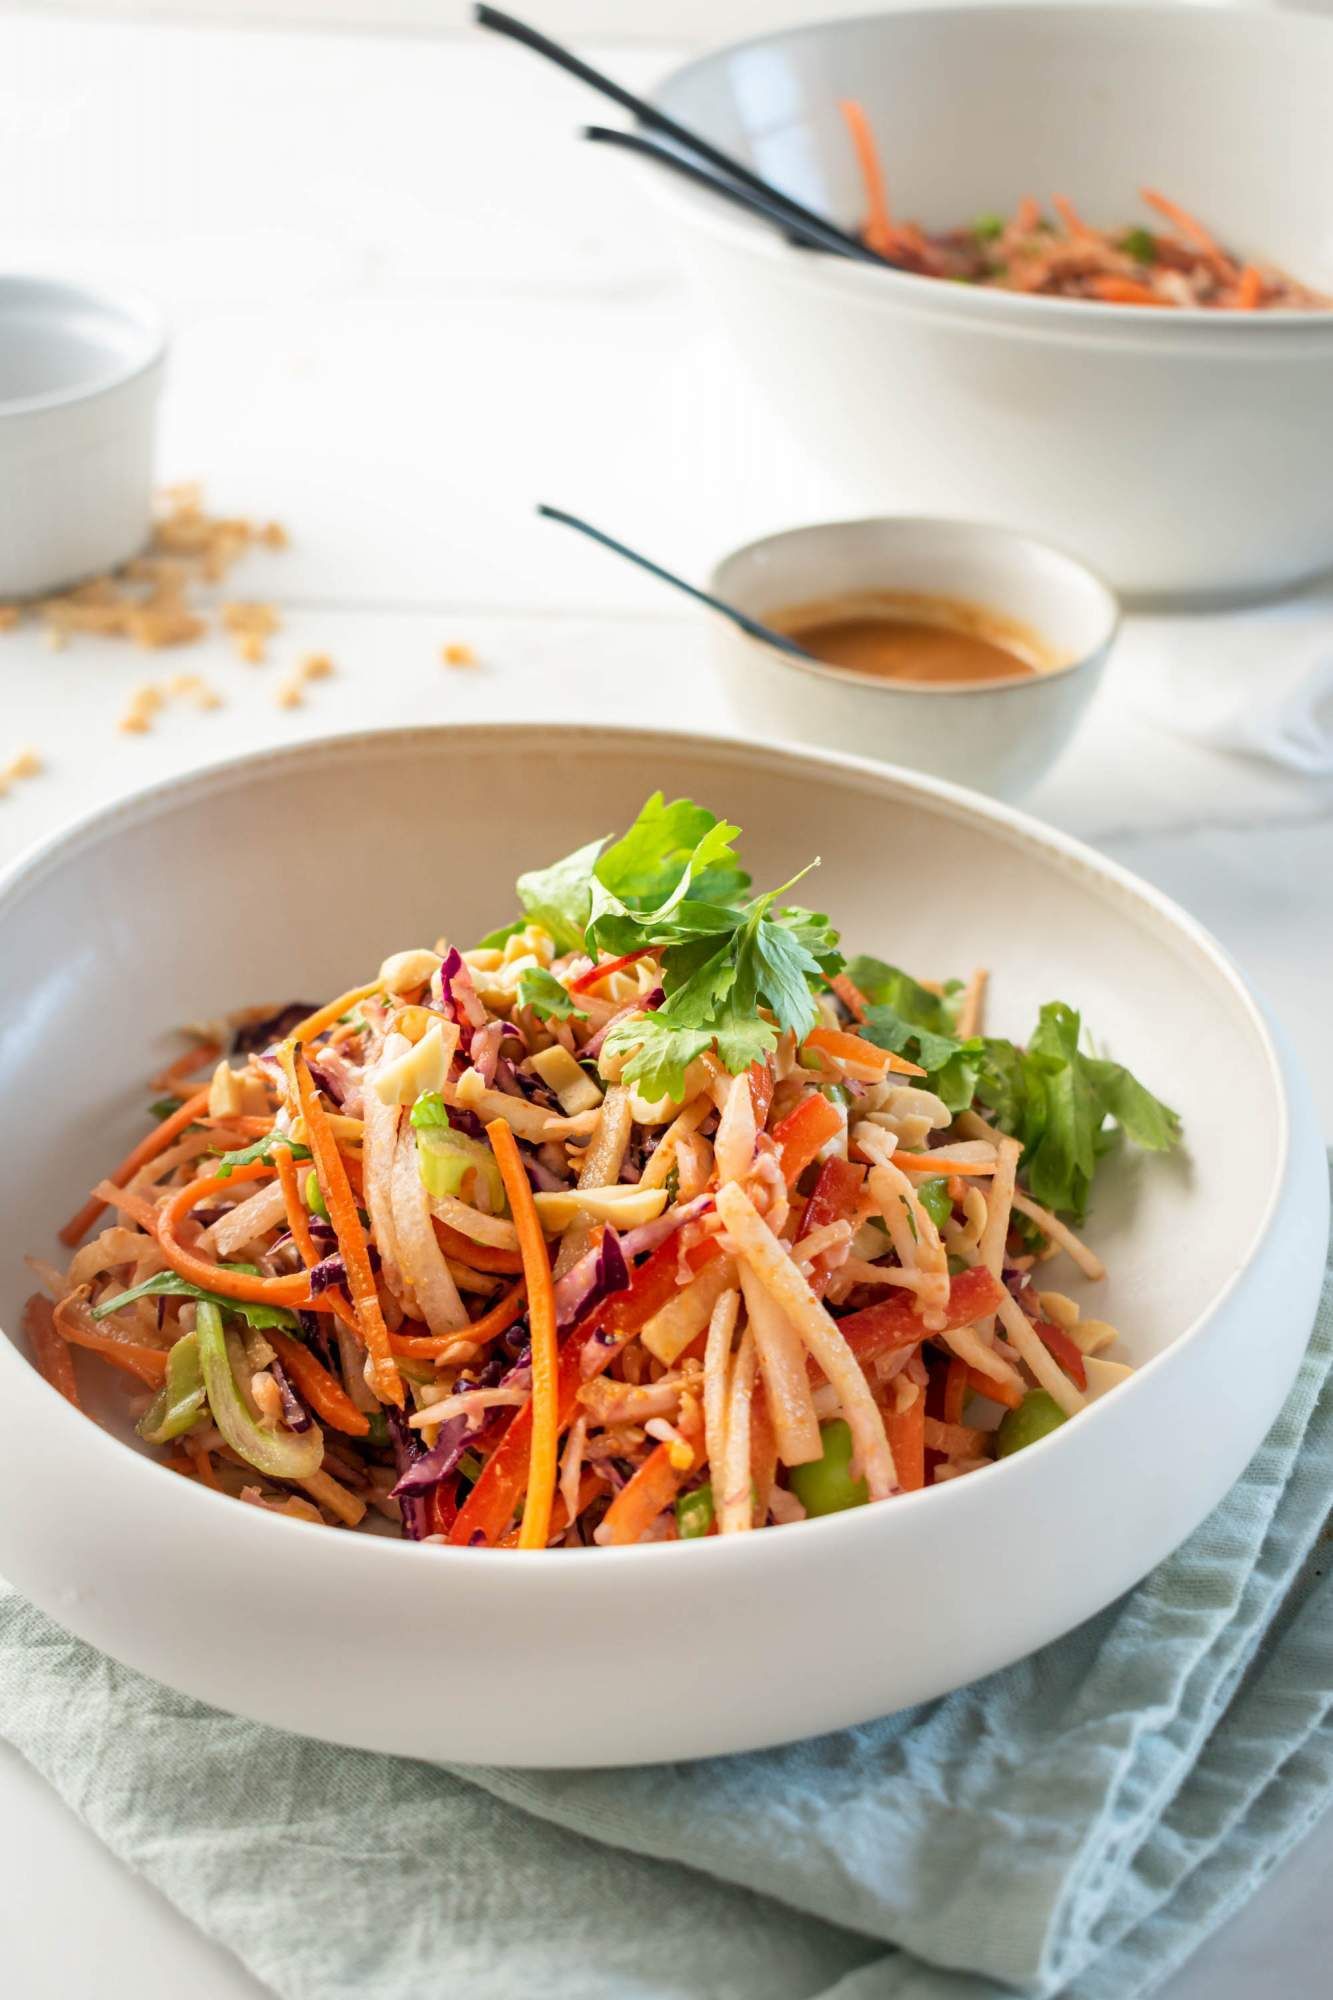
[3,1164,1331,2000]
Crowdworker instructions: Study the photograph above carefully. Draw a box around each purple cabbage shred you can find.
[553,1228,629,1334]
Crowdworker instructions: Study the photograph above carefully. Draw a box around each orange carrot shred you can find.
[486,1118,558,1550]
[838,99,896,258]
[156,1164,318,1306]
[22,1293,81,1408]
[295,1052,402,1406]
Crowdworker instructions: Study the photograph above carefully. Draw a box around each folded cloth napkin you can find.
[3,1164,1332,2000]
[1122,579,1333,776]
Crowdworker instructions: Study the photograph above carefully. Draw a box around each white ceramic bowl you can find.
[710,515,1118,798]
[0,726,1325,1766]
[0,275,166,599]
[648,4,1333,604]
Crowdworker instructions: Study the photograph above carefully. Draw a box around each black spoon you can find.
[537,505,816,661]
[475,4,896,270]
[584,127,873,264]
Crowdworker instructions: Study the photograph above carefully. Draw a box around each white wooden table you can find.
[1,17,1330,1998]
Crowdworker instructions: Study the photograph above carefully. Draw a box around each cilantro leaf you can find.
[213,1131,311,1179]
[848,956,979,1110]
[516,834,607,955]
[596,793,749,912]
[516,967,587,1022]
[976,1002,1180,1219]
[91,1269,300,1333]
[604,1014,721,1103]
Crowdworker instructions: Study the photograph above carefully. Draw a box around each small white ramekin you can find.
[0,275,166,599]
[709,516,1119,800]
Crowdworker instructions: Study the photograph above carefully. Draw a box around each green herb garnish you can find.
[1121,227,1157,265]
[213,1131,311,1178]
[91,1269,300,1334]
[516,967,587,1023]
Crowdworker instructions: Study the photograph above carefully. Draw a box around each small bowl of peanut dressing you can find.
[709,518,1119,799]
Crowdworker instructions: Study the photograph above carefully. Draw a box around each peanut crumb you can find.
[5,747,42,780]
[234,632,267,665]
[0,605,20,632]
[442,641,476,667]
[275,679,304,709]
[299,652,333,681]
[118,710,153,735]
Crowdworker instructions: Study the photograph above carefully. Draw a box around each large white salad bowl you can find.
[0,725,1324,1765]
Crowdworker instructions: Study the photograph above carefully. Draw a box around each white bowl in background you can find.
[710,515,1118,798]
[648,5,1333,605]
[0,275,166,599]
[0,725,1325,1766]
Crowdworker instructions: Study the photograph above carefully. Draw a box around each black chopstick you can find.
[474,4,896,270]
[536,505,815,660]
[584,127,877,264]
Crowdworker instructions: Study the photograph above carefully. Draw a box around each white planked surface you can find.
[0,15,1330,1999]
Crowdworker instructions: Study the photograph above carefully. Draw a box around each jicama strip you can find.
[955,967,988,1040]
[297,1466,367,1528]
[640,1254,735,1366]
[552,1082,633,1280]
[450,1071,600,1143]
[975,1134,1021,1338]
[994,1290,1086,1417]
[559,1413,588,1529]
[363,1034,416,1312]
[391,1126,470,1338]
[703,1286,739,1480]
[738,1265,821,1467]
[1010,1192,1107,1280]
[406,1387,529,1430]
[867,1159,949,1315]
[639,1095,715,1192]
[715,1181,895,1500]
[428,1191,519,1251]
[67,1225,167,1293]
[718,1326,757,1535]
[206,1179,289,1259]
[713,1070,757,1187]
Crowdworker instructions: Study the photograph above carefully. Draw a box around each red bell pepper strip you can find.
[838,1266,1006,1370]
[567,948,658,995]
[797,1156,866,1298]
[1030,1311,1088,1390]
[771,1093,845,1187]
[449,1230,719,1546]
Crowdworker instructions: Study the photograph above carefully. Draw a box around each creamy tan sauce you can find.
[767,592,1055,688]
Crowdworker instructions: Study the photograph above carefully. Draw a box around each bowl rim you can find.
[646,0,1333,336]
[0,720,1291,1575]
[0,272,168,420]
[708,513,1121,697]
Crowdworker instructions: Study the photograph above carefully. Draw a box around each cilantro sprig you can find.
[495,793,842,1101]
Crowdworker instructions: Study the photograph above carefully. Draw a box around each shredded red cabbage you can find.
[553,1227,630,1334]
[385,1409,436,1538]
[269,1356,312,1433]
[434,947,487,1030]
[229,1002,317,1057]
[391,1415,470,1500]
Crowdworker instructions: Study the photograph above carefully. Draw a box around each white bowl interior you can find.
[0,276,161,412]
[712,518,1117,668]
[1,726,1278,1393]
[653,4,1333,292]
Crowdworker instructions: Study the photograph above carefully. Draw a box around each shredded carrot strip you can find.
[804,1025,925,1077]
[567,948,657,995]
[747,1058,775,1129]
[1052,193,1088,237]
[600,1402,703,1547]
[284,982,384,1050]
[884,1389,925,1492]
[275,1142,319,1267]
[942,1357,968,1426]
[22,1294,81,1408]
[1088,276,1166,307]
[486,1118,558,1551]
[295,1052,402,1406]
[889,1153,998,1176]
[53,1296,169,1387]
[268,1328,370,1436]
[1139,187,1221,257]
[828,972,869,1023]
[963,1363,1023,1411]
[151,1042,221,1093]
[60,1086,212,1245]
[771,1092,845,1187]
[1015,196,1042,233]
[1235,264,1264,309]
[388,1280,527,1359]
[186,1437,221,1490]
[838,98,896,257]
[156,1165,317,1305]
